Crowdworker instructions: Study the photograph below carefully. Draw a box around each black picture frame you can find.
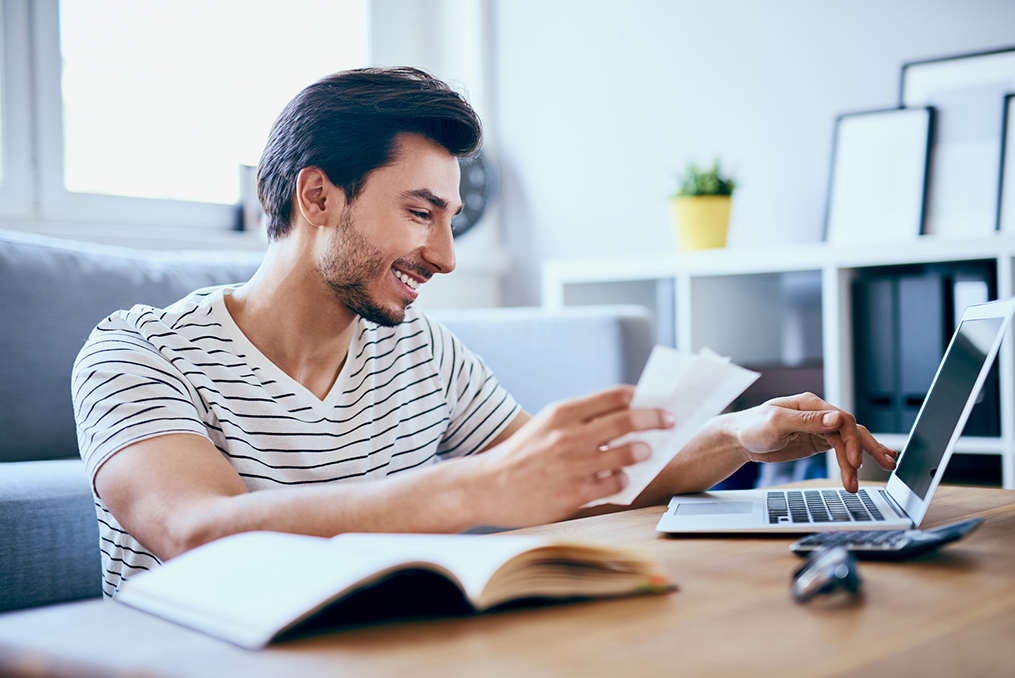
[823,107,934,245]
[1000,94,1015,234]
[901,46,1015,237]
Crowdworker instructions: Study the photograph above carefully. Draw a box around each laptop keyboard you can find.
[766,489,885,524]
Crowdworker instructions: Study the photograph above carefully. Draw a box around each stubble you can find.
[318,210,406,327]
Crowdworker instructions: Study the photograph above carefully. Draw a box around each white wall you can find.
[370,0,512,309]
[491,0,1015,305]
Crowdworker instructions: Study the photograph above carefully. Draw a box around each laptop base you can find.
[656,488,913,534]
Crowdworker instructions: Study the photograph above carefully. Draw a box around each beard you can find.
[318,210,408,328]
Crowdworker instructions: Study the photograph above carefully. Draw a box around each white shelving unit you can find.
[542,234,1015,489]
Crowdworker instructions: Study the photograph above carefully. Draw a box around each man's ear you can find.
[294,167,345,227]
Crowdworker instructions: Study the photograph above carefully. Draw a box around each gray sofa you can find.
[0,229,654,613]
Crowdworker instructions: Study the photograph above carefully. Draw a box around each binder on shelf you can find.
[852,275,898,433]
[852,262,999,438]
[898,273,946,432]
[953,276,999,437]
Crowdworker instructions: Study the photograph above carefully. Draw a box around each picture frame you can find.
[1000,94,1015,234]
[901,46,1015,237]
[824,107,933,245]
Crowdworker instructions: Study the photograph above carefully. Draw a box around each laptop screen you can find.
[894,315,1004,499]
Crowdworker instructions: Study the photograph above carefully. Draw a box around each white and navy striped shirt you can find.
[72,285,520,597]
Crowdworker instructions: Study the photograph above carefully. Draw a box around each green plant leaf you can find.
[674,160,736,197]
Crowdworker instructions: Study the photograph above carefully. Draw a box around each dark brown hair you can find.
[256,67,482,240]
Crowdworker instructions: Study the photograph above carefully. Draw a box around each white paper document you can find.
[587,345,760,507]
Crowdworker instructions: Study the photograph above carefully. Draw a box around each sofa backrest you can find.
[0,230,263,463]
[430,305,654,413]
[0,230,657,464]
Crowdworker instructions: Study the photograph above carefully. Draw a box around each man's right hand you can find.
[467,386,674,527]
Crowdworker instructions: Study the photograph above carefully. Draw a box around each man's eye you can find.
[410,210,430,220]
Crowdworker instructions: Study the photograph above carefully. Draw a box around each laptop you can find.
[656,296,1015,534]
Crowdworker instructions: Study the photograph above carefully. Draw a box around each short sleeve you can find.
[72,314,210,484]
[424,315,521,459]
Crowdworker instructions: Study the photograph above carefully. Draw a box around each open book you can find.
[116,531,673,649]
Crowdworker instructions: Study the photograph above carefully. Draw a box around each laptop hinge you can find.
[879,489,908,520]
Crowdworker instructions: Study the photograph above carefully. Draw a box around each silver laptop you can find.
[656,296,1015,534]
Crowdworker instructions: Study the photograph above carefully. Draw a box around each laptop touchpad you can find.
[674,501,754,515]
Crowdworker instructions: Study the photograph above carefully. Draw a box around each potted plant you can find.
[670,160,736,251]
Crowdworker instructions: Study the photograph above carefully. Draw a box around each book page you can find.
[586,345,759,506]
[117,532,554,648]
[117,532,412,649]
[326,533,552,602]
[116,532,668,648]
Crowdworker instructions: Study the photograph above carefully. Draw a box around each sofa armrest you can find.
[0,460,101,612]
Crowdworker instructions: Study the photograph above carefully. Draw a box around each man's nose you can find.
[422,219,456,274]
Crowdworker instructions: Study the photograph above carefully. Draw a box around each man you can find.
[72,67,896,597]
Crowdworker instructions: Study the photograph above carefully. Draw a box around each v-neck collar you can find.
[211,286,357,415]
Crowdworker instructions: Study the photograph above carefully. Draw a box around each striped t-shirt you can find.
[72,285,521,597]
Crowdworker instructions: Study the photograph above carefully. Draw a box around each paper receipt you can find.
[585,345,760,507]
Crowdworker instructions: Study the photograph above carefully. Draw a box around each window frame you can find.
[30,0,235,229]
[0,0,266,231]
[0,0,34,218]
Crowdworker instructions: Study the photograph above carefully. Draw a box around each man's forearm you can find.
[625,415,745,508]
[620,393,901,509]
[170,458,488,555]
[571,416,746,519]
[98,389,676,562]
[96,433,497,563]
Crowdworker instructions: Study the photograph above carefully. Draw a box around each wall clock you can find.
[452,151,497,238]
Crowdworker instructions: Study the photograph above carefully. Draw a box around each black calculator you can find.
[789,517,984,561]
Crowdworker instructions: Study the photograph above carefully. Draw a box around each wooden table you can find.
[1,481,1014,678]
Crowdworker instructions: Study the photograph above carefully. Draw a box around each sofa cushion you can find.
[0,231,262,462]
[430,305,654,414]
[0,460,100,612]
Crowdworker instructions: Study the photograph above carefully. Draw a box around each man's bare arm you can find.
[95,386,672,562]
[573,392,900,519]
[627,392,899,508]
[481,409,531,451]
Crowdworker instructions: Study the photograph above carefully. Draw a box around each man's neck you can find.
[224,238,358,401]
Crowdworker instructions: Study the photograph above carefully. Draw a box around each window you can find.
[0,0,33,217]
[0,0,368,230]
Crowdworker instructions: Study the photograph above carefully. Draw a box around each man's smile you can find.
[392,266,422,291]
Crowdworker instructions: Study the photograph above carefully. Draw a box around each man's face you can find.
[317,133,462,326]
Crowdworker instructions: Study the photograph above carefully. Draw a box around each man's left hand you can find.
[726,392,898,493]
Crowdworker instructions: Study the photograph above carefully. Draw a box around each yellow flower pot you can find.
[670,195,731,251]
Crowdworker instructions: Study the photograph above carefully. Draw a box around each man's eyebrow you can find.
[402,189,463,216]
